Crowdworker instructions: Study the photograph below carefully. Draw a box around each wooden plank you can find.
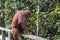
[21,34,49,40]
[0,27,11,32]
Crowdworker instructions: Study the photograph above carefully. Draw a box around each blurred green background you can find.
[0,0,60,40]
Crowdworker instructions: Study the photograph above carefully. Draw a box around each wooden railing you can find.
[0,27,49,40]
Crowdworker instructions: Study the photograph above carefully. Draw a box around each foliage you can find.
[0,0,60,40]
[52,35,60,40]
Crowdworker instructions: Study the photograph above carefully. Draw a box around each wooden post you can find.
[2,30,5,40]
[8,31,10,40]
